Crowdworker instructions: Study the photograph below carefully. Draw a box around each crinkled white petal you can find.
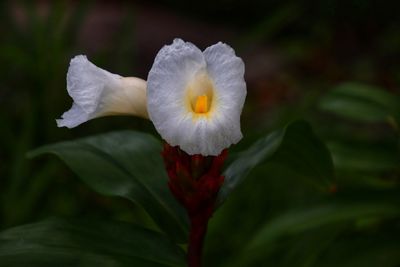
[203,42,246,147]
[57,55,148,128]
[147,39,246,156]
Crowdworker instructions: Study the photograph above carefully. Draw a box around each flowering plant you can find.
[0,39,335,267]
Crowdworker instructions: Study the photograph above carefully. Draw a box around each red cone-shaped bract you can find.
[162,144,227,267]
[162,143,226,219]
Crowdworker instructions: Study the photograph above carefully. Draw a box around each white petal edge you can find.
[57,55,148,128]
[175,42,246,155]
[147,38,207,151]
[202,42,247,149]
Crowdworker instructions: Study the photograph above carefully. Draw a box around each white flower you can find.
[147,39,246,156]
[56,55,148,128]
[58,39,246,156]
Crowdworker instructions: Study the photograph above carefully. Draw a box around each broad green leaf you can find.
[328,141,399,172]
[0,218,185,267]
[217,120,334,205]
[314,233,400,267]
[28,131,188,242]
[319,82,400,123]
[235,189,400,266]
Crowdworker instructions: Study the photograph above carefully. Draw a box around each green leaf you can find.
[327,141,399,172]
[314,233,400,267]
[28,131,188,242]
[319,82,400,123]
[217,120,334,205]
[236,190,400,266]
[0,218,185,267]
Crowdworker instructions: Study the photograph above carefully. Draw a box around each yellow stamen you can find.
[194,95,208,113]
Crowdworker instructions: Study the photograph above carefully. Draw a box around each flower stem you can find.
[187,214,209,267]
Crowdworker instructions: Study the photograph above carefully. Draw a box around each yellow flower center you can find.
[185,71,215,117]
[194,95,208,113]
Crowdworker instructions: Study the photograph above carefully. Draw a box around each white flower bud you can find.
[57,55,147,128]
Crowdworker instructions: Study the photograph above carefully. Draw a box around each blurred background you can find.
[0,1,399,266]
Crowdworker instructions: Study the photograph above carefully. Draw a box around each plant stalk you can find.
[187,214,209,267]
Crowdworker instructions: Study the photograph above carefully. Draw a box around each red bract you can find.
[162,143,227,267]
[162,144,226,218]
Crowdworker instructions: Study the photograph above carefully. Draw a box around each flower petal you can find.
[57,55,148,128]
[202,42,247,150]
[147,39,246,156]
[147,39,207,150]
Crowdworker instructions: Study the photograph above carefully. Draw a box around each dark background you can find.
[1,1,399,266]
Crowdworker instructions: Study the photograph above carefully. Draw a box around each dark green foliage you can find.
[218,121,334,205]
[0,218,186,267]
[236,189,400,266]
[28,131,189,243]
[319,82,400,123]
